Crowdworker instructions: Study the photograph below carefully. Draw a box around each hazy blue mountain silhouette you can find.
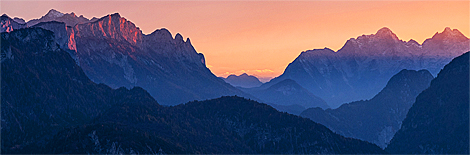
[386,52,469,154]
[300,69,433,148]
[264,27,469,108]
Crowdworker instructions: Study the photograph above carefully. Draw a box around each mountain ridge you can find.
[1,9,257,105]
[265,27,469,108]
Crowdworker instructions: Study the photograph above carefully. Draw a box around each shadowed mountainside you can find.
[300,69,433,148]
[386,52,469,154]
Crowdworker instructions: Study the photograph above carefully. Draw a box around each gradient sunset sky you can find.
[2,0,469,82]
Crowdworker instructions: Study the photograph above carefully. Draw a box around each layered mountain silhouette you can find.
[222,73,263,88]
[300,69,433,148]
[264,27,469,108]
[1,10,254,105]
[1,28,160,153]
[1,28,384,154]
[241,79,329,115]
[386,52,469,154]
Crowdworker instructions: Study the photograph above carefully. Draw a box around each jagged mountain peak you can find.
[406,39,420,46]
[175,33,184,42]
[376,27,393,35]
[430,27,468,42]
[96,13,122,22]
[147,28,173,41]
[373,27,400,40]
[45,9,64,18]
[26,9,92,27]
[1,14,27,33]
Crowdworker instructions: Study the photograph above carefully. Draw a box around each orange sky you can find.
[2,1,469,82]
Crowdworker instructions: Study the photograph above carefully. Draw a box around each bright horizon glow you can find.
[2,1,469,82]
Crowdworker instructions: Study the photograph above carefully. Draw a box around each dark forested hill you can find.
[45,96,384,154]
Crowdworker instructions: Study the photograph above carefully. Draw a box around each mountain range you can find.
[2,9,469,154]
[262,27,470,108]
[1,27,384,154]
[300,69,434,148]
[4,9,468,110]
[1,10,255,106]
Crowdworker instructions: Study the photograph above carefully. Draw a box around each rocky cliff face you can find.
[267,27,469,108]
[300,69,434,148]
[1,14,27,32]
[386,52,469,154]
[3,10,253,105]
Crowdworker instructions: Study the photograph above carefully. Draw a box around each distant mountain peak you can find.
[45,9,64,18]
[374,27,399,40]
[376,27,393,35]
[224,73,263,88]
[110,12,121,18]
[175,33,184,42]
[444,27,452,32]
[430,27,469,42]
[407,39,419,45]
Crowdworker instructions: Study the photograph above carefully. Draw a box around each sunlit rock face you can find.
[1,14,27,32]
[2,10,252,105]
[266,27,469,108]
